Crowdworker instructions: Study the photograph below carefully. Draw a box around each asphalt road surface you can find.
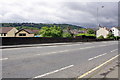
[1,41,119,79]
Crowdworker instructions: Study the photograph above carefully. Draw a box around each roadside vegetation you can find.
[76,33,96,37]
[62,33,72,38]
[97,35,104,39]
[39,26,63,37]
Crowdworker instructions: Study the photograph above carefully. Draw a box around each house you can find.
[15,29,39,37]
[96,27,111,38]
[0,27,18,37]
[70,29,87,34]
[111,27,120,37]
[63,29,87,35]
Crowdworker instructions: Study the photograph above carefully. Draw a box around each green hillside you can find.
[1,23,83,30]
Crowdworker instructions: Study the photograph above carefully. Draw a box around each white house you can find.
[96,27,111,38]
[111,27,120,37]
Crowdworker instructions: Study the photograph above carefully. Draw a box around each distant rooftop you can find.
[0,27,15,33]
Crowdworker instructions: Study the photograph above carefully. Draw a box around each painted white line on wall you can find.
[33,65,74,78]
[111,49,118,52]
[88,53,107,61]
[0,58,8,61]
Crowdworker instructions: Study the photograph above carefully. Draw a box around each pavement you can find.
[0,42,82,49]
[1,41,119,79]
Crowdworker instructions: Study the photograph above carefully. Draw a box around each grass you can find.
[76,33,96,37]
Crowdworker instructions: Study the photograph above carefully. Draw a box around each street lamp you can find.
[97,6,104,28]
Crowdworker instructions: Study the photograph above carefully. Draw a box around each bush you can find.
[76,33,96,37]
[106,33,115,39]
[62,33,72,38]
[114,36,120,40]
[87,28,95,34]
[40,26,63,37]
[97,35,104,39]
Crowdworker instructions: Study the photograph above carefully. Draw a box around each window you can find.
[1,34,3,36]
[4,33,6,36]
[19,33,26,36]
[1,33,6,36]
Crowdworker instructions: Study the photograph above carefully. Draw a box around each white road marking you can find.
[99,45,106,47]
[88,53,107,61]
[80,46,95,50]
[33,65,74,78]
[3,47,43,50]
[78,55,119,78]
[46,46,57,48]
[36,44,112,56]
[3,41,117,51]
[102,41,110,43]
[0,58,8,61]
[111,49,118,52]
[64,45,73,46]
[59,50,68,53]
[46,52,58,55]
[36,50,69,55]
[3,48,23,50]
[84,43,92,44]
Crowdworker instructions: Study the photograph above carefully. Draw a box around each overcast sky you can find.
[0,0,119,28]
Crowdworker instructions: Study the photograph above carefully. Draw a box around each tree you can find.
[39,27,51,37]
[62,33,72,38]
[87,28,95,34]
[50,26,63,37]
[40,26,63,37]
[97,35,104,39]
[107,33,115,39]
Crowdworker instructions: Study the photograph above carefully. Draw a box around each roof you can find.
[30,29,39,34]
[16,29,39,34]
[0,27,15,33]
[99,27,111,31]
[113,27,120,30]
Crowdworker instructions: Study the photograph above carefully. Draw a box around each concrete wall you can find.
[1,37,113,46]
[15,30,34,37]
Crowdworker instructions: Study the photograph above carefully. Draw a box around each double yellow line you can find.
[78,55,119,79]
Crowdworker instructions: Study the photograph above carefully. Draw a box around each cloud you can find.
[0,0,118,27]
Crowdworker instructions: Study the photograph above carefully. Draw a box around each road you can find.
[1,41,119,79]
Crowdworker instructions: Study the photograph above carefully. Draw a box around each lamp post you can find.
[97,6,104,28]
[97,7,99,28]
